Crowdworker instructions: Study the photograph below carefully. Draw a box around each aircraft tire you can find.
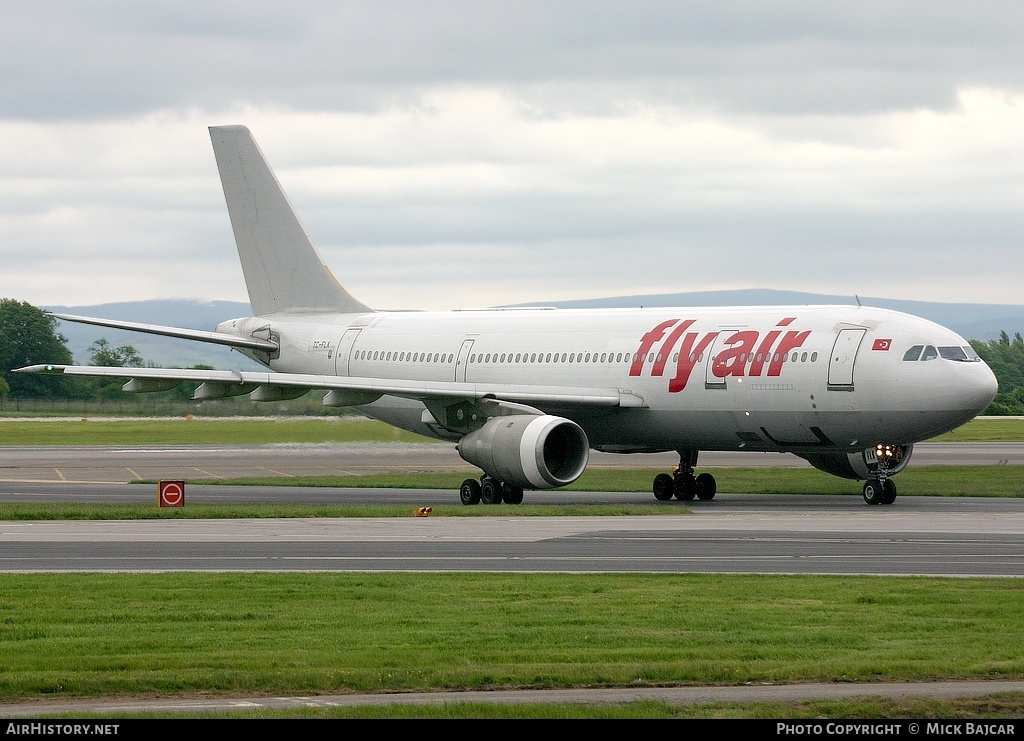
[480,478,504,505]
[880,479,897,505]
[460,479,481,506]
[675,472,697,501]
[653,473,675,501]
[504,485,524,504]
[695,472,717,500]
[862,479,884,505]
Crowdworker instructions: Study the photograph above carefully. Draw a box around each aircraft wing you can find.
[14,364,647,408]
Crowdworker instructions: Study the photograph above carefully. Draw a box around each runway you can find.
[3,491,1024,576]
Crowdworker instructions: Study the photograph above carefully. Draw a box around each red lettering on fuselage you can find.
[669,330,719,392]
[651,319,694,376]
[629,319,678,377]
[712,330,759,378]
[766,330,811,376]
[632,316,811,392]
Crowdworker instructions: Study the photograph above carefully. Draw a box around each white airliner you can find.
[18,125,999,506]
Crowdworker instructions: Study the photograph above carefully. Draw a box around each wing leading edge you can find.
[14,363,646,409]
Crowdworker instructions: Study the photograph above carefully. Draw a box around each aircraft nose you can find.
[965,362,999,414]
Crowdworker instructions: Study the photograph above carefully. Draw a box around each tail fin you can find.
[209,125,371,316]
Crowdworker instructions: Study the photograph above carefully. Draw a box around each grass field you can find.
[0,415,1022,446]
[1,415,1023,719]
[1,573,1023,719]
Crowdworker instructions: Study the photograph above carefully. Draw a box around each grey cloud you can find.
[2,2,1024,120]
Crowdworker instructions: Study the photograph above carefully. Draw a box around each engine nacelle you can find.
[456,414,590,489]
[799,444,914,480]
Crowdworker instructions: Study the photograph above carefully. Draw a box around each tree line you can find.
[2,298,1024,415]
[970,332,1024,415]
[0,299,204,402]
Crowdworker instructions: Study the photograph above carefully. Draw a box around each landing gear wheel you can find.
[695,472,717,501]
[503,485,524,504]
[862,479,884,505]
[480,478,503,505]
[459,478,481,505]
[675,472,696,501]
[653,473,675,501]
[880,479,897,505]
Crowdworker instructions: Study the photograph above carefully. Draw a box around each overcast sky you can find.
[2,1,1023,312]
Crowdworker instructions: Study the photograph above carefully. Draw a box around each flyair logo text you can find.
[630,317,811,392]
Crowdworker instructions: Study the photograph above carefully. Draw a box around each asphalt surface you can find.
[2,441,1022,487]
[5,495,1024,576]
[3,680,1024,717]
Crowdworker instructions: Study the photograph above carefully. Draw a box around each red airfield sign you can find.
[158,480,185,507]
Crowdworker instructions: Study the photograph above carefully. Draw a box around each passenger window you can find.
[921,346,938,361]
[903,345,923,362]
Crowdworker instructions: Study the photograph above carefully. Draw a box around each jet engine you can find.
[456,414,590,489]
[798,444,913,480]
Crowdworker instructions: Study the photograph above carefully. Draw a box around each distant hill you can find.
[46,291,1024,368]
[45,299,260,369]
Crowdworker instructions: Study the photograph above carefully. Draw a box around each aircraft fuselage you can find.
[220,303,997,457]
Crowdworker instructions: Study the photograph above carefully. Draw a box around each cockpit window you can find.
[903,345,923,361]
[939,346,969,361]
[938,345,981,362]
[904,343,980,362]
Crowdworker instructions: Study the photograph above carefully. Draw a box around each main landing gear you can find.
[652,450,717,502]
[460,475,525,505]
[862,444,900,505]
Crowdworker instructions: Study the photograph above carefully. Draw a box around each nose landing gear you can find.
[862,444,901,505]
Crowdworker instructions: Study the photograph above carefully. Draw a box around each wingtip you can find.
[13,364,66,374]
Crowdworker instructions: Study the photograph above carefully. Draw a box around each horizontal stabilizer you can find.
[52,313,278,352]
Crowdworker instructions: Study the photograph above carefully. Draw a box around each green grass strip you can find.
[0,416,1023,445]
[1,572,1023,702]
[0,417,436,446]
[157,464,1024,497]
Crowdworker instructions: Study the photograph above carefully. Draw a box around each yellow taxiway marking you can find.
[192,467,224,479]
[0,477,127,484]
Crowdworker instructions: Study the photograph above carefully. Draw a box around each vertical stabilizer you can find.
[209,125,371,316]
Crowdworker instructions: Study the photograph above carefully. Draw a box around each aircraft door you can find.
[455,339,474,382]
[828,328,866,388]
[704,331,733,390]
[335,328,362,376]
